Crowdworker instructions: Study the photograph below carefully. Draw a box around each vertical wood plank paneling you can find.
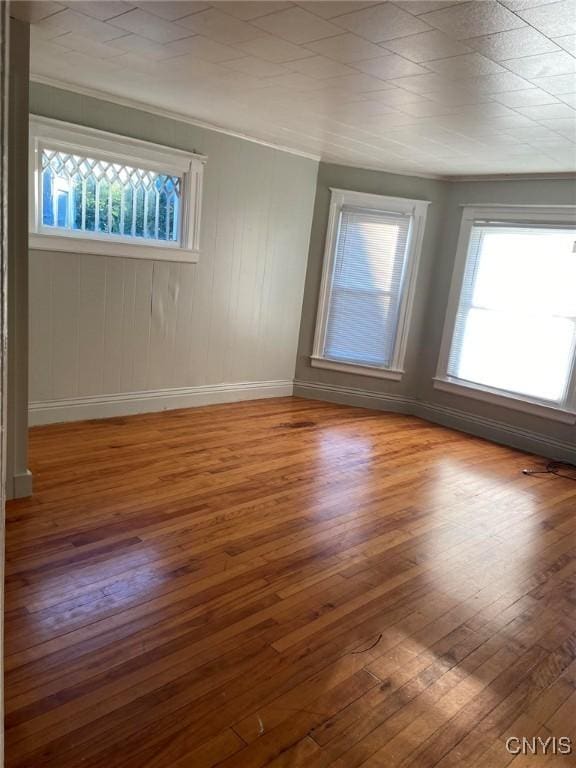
[50,252,80,399]
[130,261,154,392]
[204,135,241,386]
[119,259,137,395]
[171,263,196,386]
[253,155,278,382]
[28,86,319,406]
[227,140,264,384]
[248,151,275,383]
[101,257,125,395]
[190,132,222,388]
[77,255,106,396]
[148,262,172,391]
[29,252,53,402]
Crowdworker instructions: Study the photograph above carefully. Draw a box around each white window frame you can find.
[435,204,576,425]
[312,188,430,381]
[29,115,206,264]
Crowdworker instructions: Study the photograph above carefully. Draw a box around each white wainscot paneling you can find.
[29,129,318,419]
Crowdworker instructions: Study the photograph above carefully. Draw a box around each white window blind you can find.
[322,206,412,368]
[447,222,576,404]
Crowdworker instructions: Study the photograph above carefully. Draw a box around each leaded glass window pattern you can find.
[41,149,181,243]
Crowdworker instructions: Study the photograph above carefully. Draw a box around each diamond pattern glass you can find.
[41,148,182,242]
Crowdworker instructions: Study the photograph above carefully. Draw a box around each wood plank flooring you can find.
[5,396,576,768]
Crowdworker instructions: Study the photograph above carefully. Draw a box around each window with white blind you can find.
[29,116,205,263]
[436,206,576,423]
[312,189,429,380]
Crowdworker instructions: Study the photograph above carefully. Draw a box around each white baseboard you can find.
[29,380,294,426]
[7,469,33,500]
[29,377,576,464]
[294,379,576,464]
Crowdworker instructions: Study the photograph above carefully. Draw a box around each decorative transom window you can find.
[30,116,205,263]
[435,205,576,424]
[312,189,430,380]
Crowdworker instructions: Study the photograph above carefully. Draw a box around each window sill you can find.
[310,356,404,381]
[433,377,576,425]
[29,233,199,264]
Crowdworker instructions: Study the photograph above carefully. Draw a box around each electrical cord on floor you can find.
[522,461,576,481]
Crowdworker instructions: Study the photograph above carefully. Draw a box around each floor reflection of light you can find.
[412,457,539,603]
[316,428,374,466]
[305,427,382,520]
[33,544,173,618]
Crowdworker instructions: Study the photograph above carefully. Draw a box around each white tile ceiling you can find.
[14,0,576,175]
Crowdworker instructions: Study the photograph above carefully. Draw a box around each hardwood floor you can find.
[5,396,576,768]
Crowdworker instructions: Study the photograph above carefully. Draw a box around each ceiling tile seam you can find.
[84,6,135,22]
[494,0,576,131]
[327,7,438,46]
[31,73,462,177]
[29,73,326,162]
[141,4,218,23]
[13,6,64,24]
[33,74,566,180]
[390,46,576,132]
[59,2,573,91]
[486,71,576,135]
[27,3,576,173]
[495,0,575,50]
[30,0,576,71]
[173,7,357,49]
[491,0,576,84]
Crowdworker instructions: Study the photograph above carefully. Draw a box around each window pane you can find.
[323,208,411,368]
[473,229,576,316]
[448,224,576,403]
[41,149,181,243]
[326,289,394,366]
[456,309,574,402]
[324,207,410,368]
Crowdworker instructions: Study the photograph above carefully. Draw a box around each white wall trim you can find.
[293,379,576,464]
[29,380,294,426]
[30,80,576,182]
[30,113,207,165]
[29,115,205,262]
[7,470,33,500]
[310,356,404,381]
[30,76,322,163]
[29,234,200,264]
[433,377,576,425]
[447,173,576,182]
[311,188,429,378]
[29,379,576,463]
[434,205,576,417]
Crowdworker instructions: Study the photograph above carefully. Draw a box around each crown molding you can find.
[30,75,322,164]
[458,203,576,207]
[30,76,576,182]
[320,157,445,181]
[32,76,442,179]
[445,172,576,182]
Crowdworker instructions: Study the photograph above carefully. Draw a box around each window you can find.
[312,189,429,380]
[29,116,205,263]
[436,206,576,423]
[41,150,181,243]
